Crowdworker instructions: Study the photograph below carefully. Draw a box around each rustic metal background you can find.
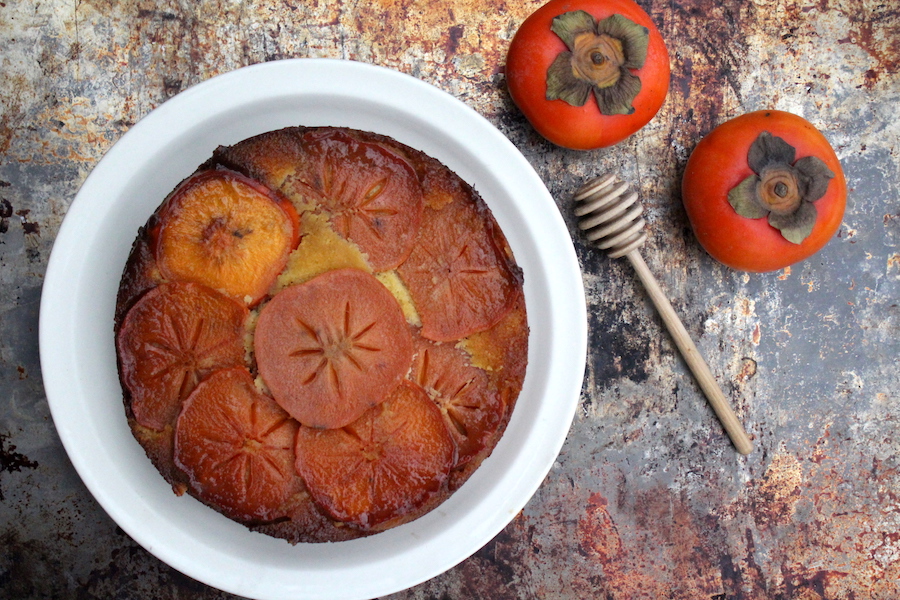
[2,0,899,598]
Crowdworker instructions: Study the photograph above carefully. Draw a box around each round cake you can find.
[113,126,529,543]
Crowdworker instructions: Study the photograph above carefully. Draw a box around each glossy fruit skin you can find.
[506,0,670,150]
[681,110,847,272]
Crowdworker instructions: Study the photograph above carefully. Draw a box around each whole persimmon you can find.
[506,0,670,150]
[682,110,847,272]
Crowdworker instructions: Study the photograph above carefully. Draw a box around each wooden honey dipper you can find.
[574,173,753,455]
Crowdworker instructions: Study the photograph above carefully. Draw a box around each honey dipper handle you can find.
[625,250,754,455]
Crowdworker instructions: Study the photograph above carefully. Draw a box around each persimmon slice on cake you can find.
[412,337,504,465]
[154,168,299,305]
[175,367,299,523]
[254,268,414,429]
[294,380,455,529]
[398,194,520,341]
[291,129,423,271]
[116,282,248,431]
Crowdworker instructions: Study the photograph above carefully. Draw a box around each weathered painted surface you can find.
[2,0,898,598]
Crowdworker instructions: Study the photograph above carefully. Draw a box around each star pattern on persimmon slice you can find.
[116,282,248,431]
[398,197,520,342]
[412,337,504,465]
[255,268,414,429]
[174,367,299,523]
[294,380,455,529]
[287,303,382,400]
[291,130,423,271]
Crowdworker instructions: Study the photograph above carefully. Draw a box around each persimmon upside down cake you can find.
[113,126,529,543]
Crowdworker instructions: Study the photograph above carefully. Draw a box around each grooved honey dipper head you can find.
[574,173,647,258]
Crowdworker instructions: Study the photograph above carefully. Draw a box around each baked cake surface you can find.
[114,126,528,543]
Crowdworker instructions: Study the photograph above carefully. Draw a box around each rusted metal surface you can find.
[1,0,899,598]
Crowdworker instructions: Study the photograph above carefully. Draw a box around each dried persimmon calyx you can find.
[546,11,649,114]
[727,131,835,244]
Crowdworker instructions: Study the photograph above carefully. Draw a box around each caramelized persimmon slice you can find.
[116,282,248,431]
[398,197,520,341]
[155,169,300,305]
[292,129,423,271]
[254,268,414,429]
[174,368,299,523]
[294,380,455,528]
[412,337,504,465]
